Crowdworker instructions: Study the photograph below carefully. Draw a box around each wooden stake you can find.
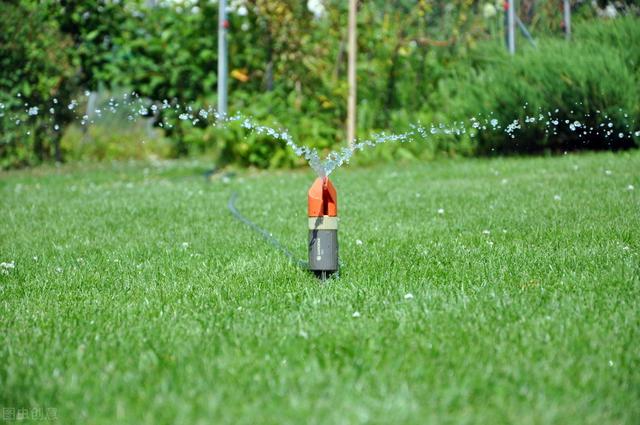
[347,0,357,148]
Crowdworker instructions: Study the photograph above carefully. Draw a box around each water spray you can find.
[308,177,339,281]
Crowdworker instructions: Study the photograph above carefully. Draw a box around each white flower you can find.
[55,267,63,273]
[1,261,15,275]
[404,293,414,300]
[483,3,497,19]
[437,208,445,215]
[352,311,361,318]
[181,242,189,249]
[627,184,634,191]
[307,0,325,19]
[604,170,612,176]
[228,0,246,15]
[553,194,561,201]
[356,239,363,246]
[482,230,490,235]
[604,4,617,18]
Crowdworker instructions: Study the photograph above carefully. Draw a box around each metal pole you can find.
[516,16,536,47]
[218,0,228,116]
[503,2,508,48]
[563,0,571,41]
[347,0,357,148]
[507,0,516,54]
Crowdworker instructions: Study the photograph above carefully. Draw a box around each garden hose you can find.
[227,191,308,270]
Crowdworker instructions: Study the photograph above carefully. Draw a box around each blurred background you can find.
[1,0,639,170]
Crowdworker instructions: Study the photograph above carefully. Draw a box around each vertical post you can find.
[563,0,571,40]
[507,0,516,54]
[503,1,508,48]
[218,0,228,116]
[347,0,357,148]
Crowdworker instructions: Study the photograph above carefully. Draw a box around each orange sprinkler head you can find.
[307,177,339,279]
[308,177,337,217]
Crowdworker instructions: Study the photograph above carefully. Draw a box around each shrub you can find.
[436,17,640,154]
[61,122,171,162]
[178,91,340,169]
[0,3,78,168]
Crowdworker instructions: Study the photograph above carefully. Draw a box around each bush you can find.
[436,17,640,154]
[0,3,78,168]
[61,122,171,163]
[177,91,340,169]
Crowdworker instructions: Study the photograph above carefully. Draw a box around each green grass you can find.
[1,152,639,424]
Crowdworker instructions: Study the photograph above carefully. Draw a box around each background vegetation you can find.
[1,0,639,169]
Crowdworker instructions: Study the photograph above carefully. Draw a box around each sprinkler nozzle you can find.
[308,177,338,280]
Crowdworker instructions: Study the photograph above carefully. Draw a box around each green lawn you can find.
[1,152,639,424]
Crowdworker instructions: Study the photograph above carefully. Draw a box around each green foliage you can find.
[0,2,78,168]
[575,13,640,67]
[61,122,171,162]
[47,0,130,88]
[436,17,640,154]
[81,0,494,166]
[106,2,219,102]
[1,1,638,169]
[177,91,339,169]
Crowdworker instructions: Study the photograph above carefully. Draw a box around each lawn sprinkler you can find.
[308,177,339,280]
